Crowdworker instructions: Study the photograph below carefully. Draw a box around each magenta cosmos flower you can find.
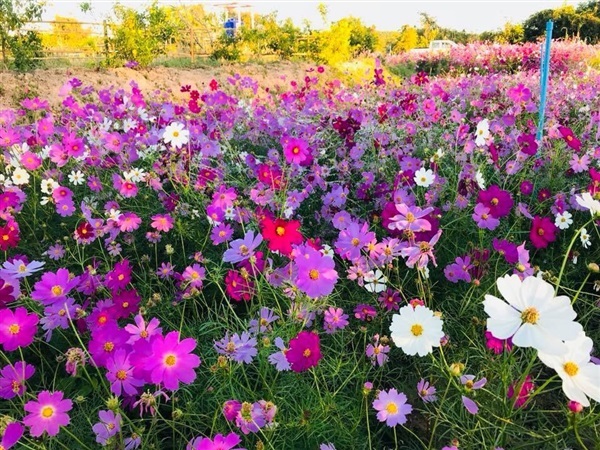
[293,245,338,298]
[285,331,322,372]
[145,331,200,390]
[372,388,412,426]
[1,422,24,450]
[529,216,558,249]
[23,390,73,437]
[187,431,244,450]
[31,268,78,305]
[0,360,35,399]
[0,307,39,351]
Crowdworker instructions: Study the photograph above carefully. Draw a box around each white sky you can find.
[44,0,587,33]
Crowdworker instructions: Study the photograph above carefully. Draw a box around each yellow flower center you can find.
[41,406,54,418]
[173,131,180,137]
[385,402,398,414]
[520,307,539,324]
[51,285,63,296]
[8,323,20,334]
[351,237,360,247]
[104,342,114,352]
[563,361,579,377]
[165,354,177,367]
[411,324,424,336]
[276,226,285,236]
[239,244,249,256]
[303,349,311,357]
[405,212,415,223]
[491,198,499,206]
[140,330,148,338]
[309,269,319,280]
[116,370,127,380]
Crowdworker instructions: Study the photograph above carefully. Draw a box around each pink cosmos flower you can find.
[372,388,412,427]
[323,307,349,333]
[150,214,174,232]
[507,375,535,408]
[285,331,322,372]
[118,212,142,232]
[387,203,433,232]
[472,203,500,230]
[293,245,338,298]
[0,360,35,399]
[401,230,442,269]
[145,331,200,390]
[125,314,162,344]
[106,349,144,397]
[23,390,73,437]
[0,307,39,351]
[182,264,206,289]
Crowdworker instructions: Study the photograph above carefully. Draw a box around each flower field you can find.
[0,59,599,450]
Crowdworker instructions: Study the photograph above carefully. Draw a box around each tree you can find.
[0,0,45,70]
[43,15,96,53]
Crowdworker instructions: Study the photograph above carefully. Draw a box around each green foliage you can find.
[211,33,242,61]
[0,0,44,71]
[107,1,182,67]
[522,5,600,44]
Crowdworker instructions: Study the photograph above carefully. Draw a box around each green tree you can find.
[0,0,45,70]
[108,1,182,67]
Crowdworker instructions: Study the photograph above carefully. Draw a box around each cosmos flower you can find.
[285,331,321,372]
[145,331,200,390]
[390,304,444,357]
[23,390,73,437]
[372,388,412,427]
[483,275,582,355]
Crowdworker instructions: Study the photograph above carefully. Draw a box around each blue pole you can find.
[537,20,554,143]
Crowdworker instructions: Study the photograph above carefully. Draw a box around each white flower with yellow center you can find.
[414,167,435,188]
[575,192,600,217]
[11,167,30,186]
[538,333,600,407]
[163,122,189,149]
[483,275,582,355]
[390,305,444,357]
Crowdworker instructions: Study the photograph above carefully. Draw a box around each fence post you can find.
[190,26,195,64]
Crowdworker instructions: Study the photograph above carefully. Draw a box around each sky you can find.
[43,0,587,33]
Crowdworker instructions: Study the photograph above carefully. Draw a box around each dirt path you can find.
[0,61,315,109]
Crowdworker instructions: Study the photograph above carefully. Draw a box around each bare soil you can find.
[0,61,314,109]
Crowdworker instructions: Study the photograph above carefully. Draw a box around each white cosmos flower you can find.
[554,211,573,230]
[40,178,59,195]
[483,275,582,355]
[390,305,444,357]
[538,333,600,407]
[364,269,387,293]
[580,227,591,249]
[414,168,435,188]
[163,122,189,149]
[475,170,486,190]
[475,119,490,146]
[68,170,85,186]
[575,192,600,217]
[11,167,30,185]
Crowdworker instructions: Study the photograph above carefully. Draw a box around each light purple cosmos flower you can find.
[214,332,258,364]
[223,230,263,264]
[92,410,122,445]
[416,378,437,403]
[293,244,338,298]
[461,374,487,390]
[0,360,35,399]
[372,388,412,427]
[268,337,291,371]
[401,230,442,269]
[248,307,279,334]
[462,395,480,414]
[0,259,45,278]
[472,203,500,230]
[365,334,390,367]
[323,307,349,334]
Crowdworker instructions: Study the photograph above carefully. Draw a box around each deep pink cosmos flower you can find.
[0,360,35,399]
[372,388,412,426]
[529,216,558,249]
[145,331,200,390]
[293,245,338,298]
[23,390,73,437]
[0,307,39,351]
[105,259,132,292]
[285,331,322,372]
[283,137,310,165]
[558,125,581,151]
[507,375,535,408]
